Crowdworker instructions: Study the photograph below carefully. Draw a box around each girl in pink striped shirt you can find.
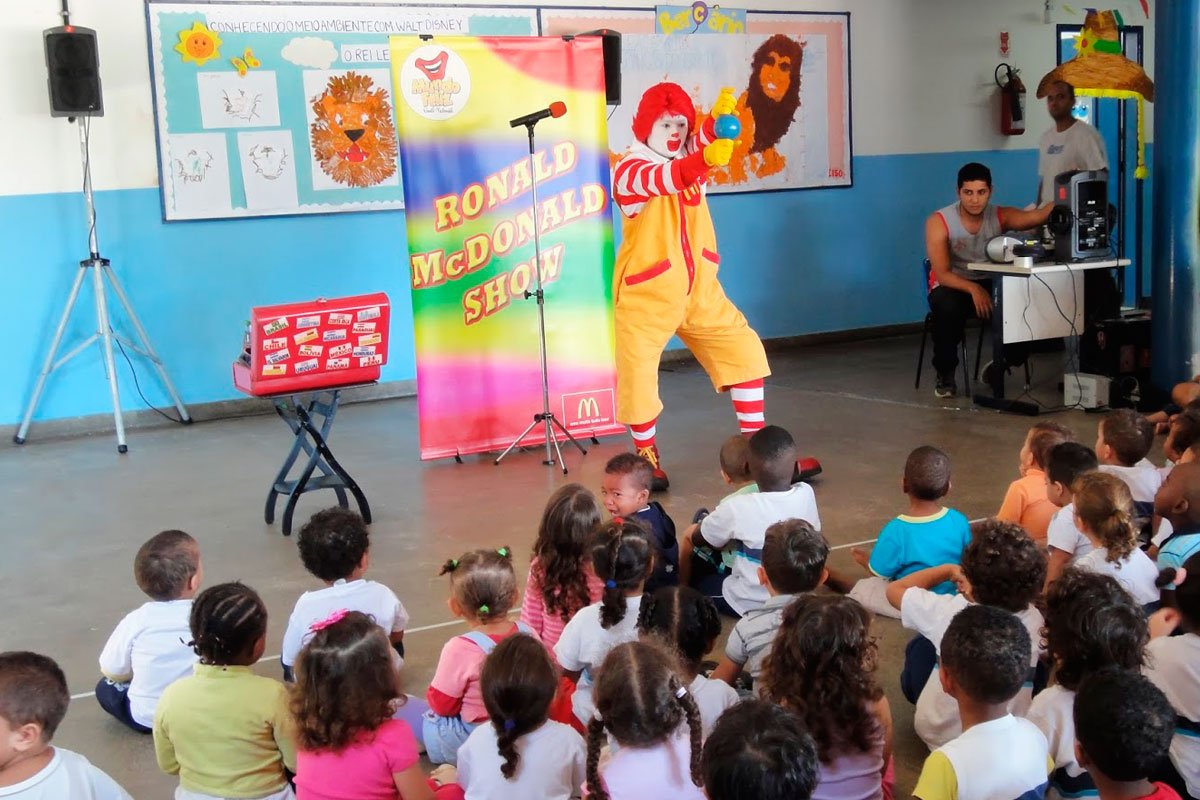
[519,485,605,649]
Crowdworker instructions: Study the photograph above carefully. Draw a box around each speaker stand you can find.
[14,118,190,452]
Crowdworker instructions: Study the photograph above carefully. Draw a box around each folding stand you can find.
[263,386,371,536]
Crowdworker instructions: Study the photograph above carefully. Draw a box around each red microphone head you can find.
[549,101,567,118]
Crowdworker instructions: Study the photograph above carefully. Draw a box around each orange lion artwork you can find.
[310,72,398,188]
[707,34,804,185]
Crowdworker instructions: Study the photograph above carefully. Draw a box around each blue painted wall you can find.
[4,148,1041,424]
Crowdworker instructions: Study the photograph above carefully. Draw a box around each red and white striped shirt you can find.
[611,117,718,218]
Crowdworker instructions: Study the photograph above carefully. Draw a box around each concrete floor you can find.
[0,333,1133,798]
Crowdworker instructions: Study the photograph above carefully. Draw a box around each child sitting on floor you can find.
[997,421,1075,544]
[519,484,604,649]
[849,446,971,619]
[601,454,678,593]
[1154,463,1200,574]
[0,651,133,799]
[761,594,893,800]
[689,435,758,582]
[153,582,296,800]
[584,640,706,800]
[97,529,201,734]
[1145,554,1200,799]
[886,519,1046,749]
[290,611,457,800]
[281,508,408,681]
[1026,568,1148,800]
[1075,668,1182,800]
[424,547,526,766]
[701,700,819,800]
[1072,472,1161,607]
[681,425,822,617]
[1044,442,1100,589]
[637,585,738,737]
[709,519,829,690]
[555,520,653,727]
[451,633,585,799]
[913,605,1052,800]
[1097,409,1162,532]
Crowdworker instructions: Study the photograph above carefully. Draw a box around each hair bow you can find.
[310,608,349,633]
[503,719,516,732]
[479,604,490,614]
[1177,567,1189,587]
[497,547,509,557]
[605,579,617,589]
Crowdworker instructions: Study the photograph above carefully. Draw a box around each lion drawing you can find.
[310,72,398,188]
[706,34,804,185]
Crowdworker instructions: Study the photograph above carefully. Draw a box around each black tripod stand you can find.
[493,114,592,473]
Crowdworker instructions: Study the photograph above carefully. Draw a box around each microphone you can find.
[509,101,567,128]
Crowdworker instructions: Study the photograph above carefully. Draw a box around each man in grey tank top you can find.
[925,162,1054,398]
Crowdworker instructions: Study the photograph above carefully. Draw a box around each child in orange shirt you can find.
[997,421,1074,543]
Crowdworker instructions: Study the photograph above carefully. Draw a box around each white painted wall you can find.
[0,0,1154,196]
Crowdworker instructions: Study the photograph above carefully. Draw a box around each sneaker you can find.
[792,457,823,483]
[636,445,670,492]
[934,374,957,398]
[692,508,710,525]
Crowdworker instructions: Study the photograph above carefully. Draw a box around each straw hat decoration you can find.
[1037,9,1155,178]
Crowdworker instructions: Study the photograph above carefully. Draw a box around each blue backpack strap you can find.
[515,621,534,636]
[460,630,498,654]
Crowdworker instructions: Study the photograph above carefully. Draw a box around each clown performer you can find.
[610,82,822,490]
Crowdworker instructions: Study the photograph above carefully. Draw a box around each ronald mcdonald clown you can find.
[612,82,821,490]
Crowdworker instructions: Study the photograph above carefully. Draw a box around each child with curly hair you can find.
[290,611,457,800]
[761,595,892,800]
[282,508,408,680]
[555,520,654,727]
[885,519,1046,750]
[1027,568,1148,800]
[424,548,528,766]
[1145,553,1200,799]
[153,582,297,800]
[637,586,737,737]
[519,484,605,649]
[450,634,585,799]
[584,640,706,800]
[1072,472,1161,607]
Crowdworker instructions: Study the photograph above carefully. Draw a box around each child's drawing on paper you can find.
[238,130,299,210]
[174,148,213,182]
[223,89,262,122]
[248,143,287,179]
[704,34,804,185]
[309,72,398,189]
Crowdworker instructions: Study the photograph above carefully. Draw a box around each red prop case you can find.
[233,293,390,396]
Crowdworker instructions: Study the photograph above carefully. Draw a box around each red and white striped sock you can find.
[629,418,658,451]
[730,379,765,435]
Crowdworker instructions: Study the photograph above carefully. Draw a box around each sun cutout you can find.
[175,21,222,66]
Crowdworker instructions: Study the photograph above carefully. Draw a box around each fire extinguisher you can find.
[995,63,1026,135]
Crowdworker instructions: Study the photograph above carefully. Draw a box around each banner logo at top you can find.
[399,45,470,120]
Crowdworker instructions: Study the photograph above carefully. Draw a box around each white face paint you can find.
[647,114,689,159]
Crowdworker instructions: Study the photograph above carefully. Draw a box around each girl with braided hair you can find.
[449,633,585,798]
[554,520,653,726]
[152,582,297,800]
[423,547,533,766]
[1073,471,1161,607]
[289,611,458,800]
[637,585,736,737]
[584,639,705,800]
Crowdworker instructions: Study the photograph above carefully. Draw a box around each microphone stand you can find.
[493,119,592,472]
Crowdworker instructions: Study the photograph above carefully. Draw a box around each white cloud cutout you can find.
[281,37,338,70]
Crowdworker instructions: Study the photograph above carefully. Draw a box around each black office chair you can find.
[915,259,984,394]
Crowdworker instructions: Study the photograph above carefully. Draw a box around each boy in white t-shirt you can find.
[681,425,821,617]
[1,651,132,799]
[96,529,202,733]
[1096,410,1162,535]
[281,507,409,680]
[913,605,1052,800]
[886,519,1046,750]
[1044,442,1100,590]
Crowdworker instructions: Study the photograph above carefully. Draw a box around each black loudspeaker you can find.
[44,26,104,117]
[580,29,621,106]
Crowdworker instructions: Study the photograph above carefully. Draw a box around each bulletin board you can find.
[146,1,538,220]
[541,8,853,192]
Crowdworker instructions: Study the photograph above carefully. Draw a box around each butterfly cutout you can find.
[231,48,261,76]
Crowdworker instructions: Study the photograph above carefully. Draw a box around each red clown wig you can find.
[632,82,696,144]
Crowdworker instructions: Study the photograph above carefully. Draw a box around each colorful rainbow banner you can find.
[389,35,624,459]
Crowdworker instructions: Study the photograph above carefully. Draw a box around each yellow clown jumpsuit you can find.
[611,145,770,426]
